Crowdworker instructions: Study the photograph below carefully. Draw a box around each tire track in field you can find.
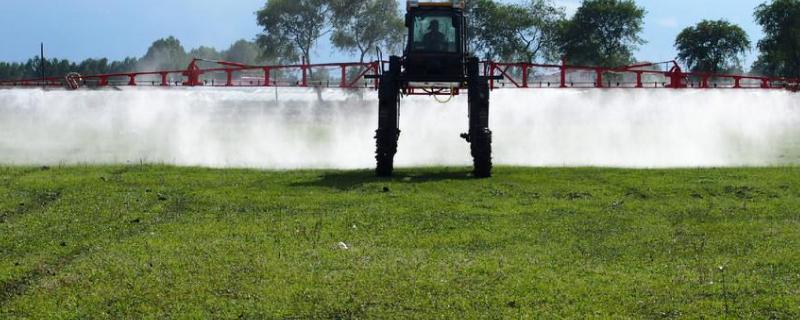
[0,167,195,308]
[0,167,59,223]
[0,247,86,306]
[0,189,63,224]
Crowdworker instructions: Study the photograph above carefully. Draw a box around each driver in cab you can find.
[422,20,446,51]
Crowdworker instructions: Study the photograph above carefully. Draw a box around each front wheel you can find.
[375,128,399,177]
[467,60,492,178]
[470,127,492,178]
[375,57,401,177]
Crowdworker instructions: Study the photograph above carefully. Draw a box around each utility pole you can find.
[40,43,45,89]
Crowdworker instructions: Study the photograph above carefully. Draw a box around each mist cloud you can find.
[0,87,797,169]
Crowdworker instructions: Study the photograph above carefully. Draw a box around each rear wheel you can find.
[375,56,401,177]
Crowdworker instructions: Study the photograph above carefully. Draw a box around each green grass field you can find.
[1,165,799,318]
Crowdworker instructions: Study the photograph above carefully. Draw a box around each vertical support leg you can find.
[489,62,496,90]
[636,72,643,88]
[263,67,271,87]
[372,61,380,89]
[595,69,603,88]
[522,64,529,88]
[489,61,496,90]
[340,65,347,88]
[301,66,308,87]
[226,70,234,86]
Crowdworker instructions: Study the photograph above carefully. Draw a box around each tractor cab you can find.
[403,0,467,84]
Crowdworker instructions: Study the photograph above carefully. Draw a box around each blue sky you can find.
[0,0,768,67]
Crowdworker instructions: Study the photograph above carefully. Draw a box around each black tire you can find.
[467,58,492,178]
[375,57,401,177]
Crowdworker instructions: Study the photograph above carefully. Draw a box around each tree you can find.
[675,20,750,73]
[77,58,111,75]
[0,62,24,80]
[557,0,646,67]
[138,36,190,70]
[0,55,139,80]
[109,57,139,73]
[508,0,565,62]
[256,0,332,65]
[330,0,404,62]
[465,0,565,62]
[753,0,800,77]
[49,58,77,77]
[466,0,504,59]
[189,46,223,60]
[224,40,263,65]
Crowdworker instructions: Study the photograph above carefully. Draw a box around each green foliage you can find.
[0,36,263,80]
[675,20,750,73]
[224,40,264,65]
[753,0,800,77]
[256,0,332,64]
[330,0,404,62]
[108,57,140,73]
[1,166,799,318]
[0,62,24,80]
[138,36,190,71]
[467,0,564,62]
[0,56,138,80]
[75,58,111,75]
[557,0,646,67]
[188,46,223,61]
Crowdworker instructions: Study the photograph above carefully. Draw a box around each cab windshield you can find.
[411,14,457,53]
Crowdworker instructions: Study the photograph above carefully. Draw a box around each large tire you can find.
[467,58,492,178]
[375,56,401,177]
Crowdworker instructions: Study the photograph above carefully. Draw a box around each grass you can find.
[1,165,799,319]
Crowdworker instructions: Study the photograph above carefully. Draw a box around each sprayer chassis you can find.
[375,56,492,178]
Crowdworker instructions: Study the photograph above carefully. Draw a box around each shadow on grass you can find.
[292,168,477,190]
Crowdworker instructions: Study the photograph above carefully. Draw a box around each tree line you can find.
[0,37,266,80]
[2,0,800,80]
[257,0,800,77]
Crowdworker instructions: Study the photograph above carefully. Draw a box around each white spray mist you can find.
[0,87,797,168]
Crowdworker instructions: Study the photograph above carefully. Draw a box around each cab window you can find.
[411,14,457,53]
